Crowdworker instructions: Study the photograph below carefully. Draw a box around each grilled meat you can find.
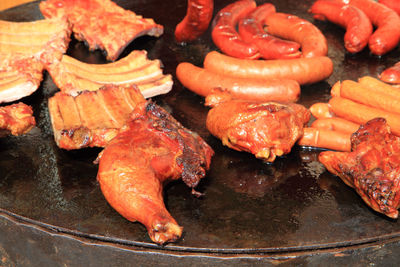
[0,18,71,103]
[206,93,310,162]
[40,0,163,61]
[96,100,213,244]
[0,55,44,104]
[319,118,400,218]
[48,50,173,98]
[0,102,35,137]
[0,18,71,67]
[48,84,146,150]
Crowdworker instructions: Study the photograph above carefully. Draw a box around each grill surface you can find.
[1,0,400,262]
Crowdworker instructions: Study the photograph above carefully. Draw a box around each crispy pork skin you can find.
[47,50,173,98]
[48,84,146,150]
[0,102,35,137]
[96,101,213,244]
[206,93,310,162]
[40,0,163,61]
[319,118,400,219]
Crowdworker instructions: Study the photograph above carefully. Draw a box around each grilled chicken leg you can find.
[96,101,213,244]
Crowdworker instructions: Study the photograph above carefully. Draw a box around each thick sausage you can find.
[175,0,214,42]
[263,12,328,58]
[338,0,400,55]
[310,1,373,53]
[238,3,301,59]
[379,62,400,84]
[176,62,300,103]
[378,0,400,16]
[203,51,333,85]
[211,0,259,59]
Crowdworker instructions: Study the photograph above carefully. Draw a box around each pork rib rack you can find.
[0,18,71,67]
[96,101,214,244]
[48,50,173,98]
[0,18,71,104]
[40,0,163,61]
[48,84,146,150]
[319,118,400,218]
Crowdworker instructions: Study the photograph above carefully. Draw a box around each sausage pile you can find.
[176,0,334,104]
[299,76,400,151]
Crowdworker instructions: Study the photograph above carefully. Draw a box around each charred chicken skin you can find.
[96,101,213,244]
[205,91,310,162]
[319,118,400,219]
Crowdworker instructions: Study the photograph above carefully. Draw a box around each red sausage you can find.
[176,62,300,103]
[175,0,214,42]
[378,0,400,16]
[379,62,400,84]
[238,3,301,59]
[263,12,328,58]
[310,1,373,53]
[337,0,400,55]
[211,0,259,59]
[203,51,333,85]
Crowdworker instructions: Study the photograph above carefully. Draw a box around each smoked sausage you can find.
[379,62,400,84]
[337,0,400,55]
[238,3,301,59]
[263,12,328,58]
[211,0,259,59]
[175,0,214,42]
[310,1,373,53]
[176,62,300,103]
[203,51,333,85]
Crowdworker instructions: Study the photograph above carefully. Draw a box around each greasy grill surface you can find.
[1,0,400,254]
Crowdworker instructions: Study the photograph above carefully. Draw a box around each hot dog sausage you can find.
[238,3,301,59]
[337,0,400,55]
[211,0,259,59]
[203,51,333,85]
[176,62,300,103]
[310,1,373,53]
[175,0,214,42]
[263,12,328,58]
[379,62,400,84]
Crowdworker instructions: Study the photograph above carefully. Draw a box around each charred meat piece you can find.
[48,84,146,150]
[0,18,71,67]
[206,92,310,162]
[0,55,44,104]
[40,0,163,61]
[96,101,213,244]
[319,118,400,218]
[48,50,173,98]
[0,102,36,137]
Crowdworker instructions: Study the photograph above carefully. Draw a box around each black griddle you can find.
[1,0,400,265]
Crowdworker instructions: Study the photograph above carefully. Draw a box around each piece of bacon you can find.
[0,102,36,137]
[40,0,163,61]
[48,84,147,150]
[47,50,173,98]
